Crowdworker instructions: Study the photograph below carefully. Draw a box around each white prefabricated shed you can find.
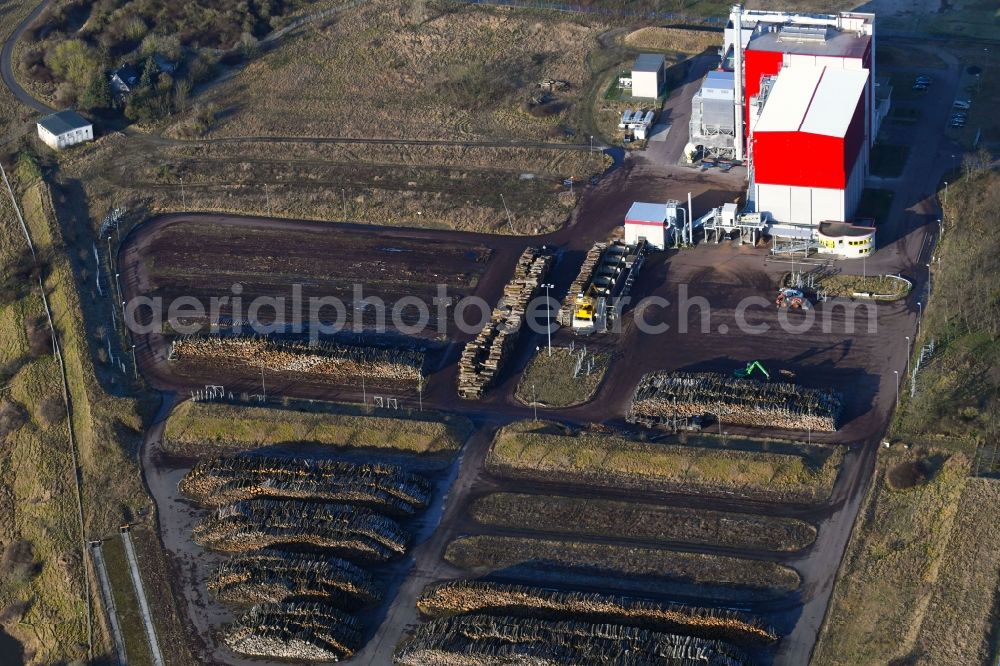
[37,110,93,150]
[632,54,665,99]
[624,201,668,249]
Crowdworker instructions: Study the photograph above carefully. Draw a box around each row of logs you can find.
[211,548,381,608]
[629,372,842,432]
[171,335,423,382]
[225,601,361,661]
[416,580,776,645]
[458,247,552,399]
[179,455,431,516]
[395,615,746,666]
[192,498,409,560]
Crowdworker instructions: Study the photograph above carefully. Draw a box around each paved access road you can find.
[0,0,52,114]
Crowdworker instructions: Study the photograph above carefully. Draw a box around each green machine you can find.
[734,360,770,380]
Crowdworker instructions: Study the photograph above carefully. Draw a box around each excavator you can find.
[733,360,770,380]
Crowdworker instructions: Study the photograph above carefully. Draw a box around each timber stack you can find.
[458,247,552,399]
[558,242,607,326]
[225,601,361,661]
[179,455,431,516]
[210,548,381,608]
[171,336,423,383]
[629,371,842,431]
[394,615,747,666]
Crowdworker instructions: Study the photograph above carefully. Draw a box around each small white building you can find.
[817,221,875,257]
[624,201,668,249]
[37,110,93,150]
[631,54,665,99]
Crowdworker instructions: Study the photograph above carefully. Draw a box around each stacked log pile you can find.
[416,580,776,645]
[458,247,552,399]
[629,371,842,431]
[210,548,382,608]
[225,601,361,661]
[557,242,607,326]
[171,336,423,383]
[394,615,746,666]
[192,499,409,560]
[179,455,431,516]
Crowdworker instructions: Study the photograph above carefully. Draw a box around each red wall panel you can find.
[753,131,846,189]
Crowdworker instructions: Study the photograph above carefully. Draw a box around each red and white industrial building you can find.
[723,6,883,255]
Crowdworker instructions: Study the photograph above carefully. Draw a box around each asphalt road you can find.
[0,0,51,114]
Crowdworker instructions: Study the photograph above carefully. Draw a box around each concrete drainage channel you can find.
[120,527,166,666]
[90,541,127,665]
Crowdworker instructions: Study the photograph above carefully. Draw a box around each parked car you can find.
[912,83,928,91]
[953,101,971,110]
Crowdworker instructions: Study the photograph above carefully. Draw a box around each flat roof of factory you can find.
[754,65,869,137]
[747,25,871,59]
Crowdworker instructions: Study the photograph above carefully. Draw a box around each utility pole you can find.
[917,300,922,329]
[417,375,423,412]
[500,194,515,234]
[265,183,271,216]
[131,344,137,379]
[361,372,367,408]
[180,177,186,208]
[541,283,554,356]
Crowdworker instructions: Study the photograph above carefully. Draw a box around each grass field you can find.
[817,166,1000,666]
[469,492,816,552]
[163,401,471,454]
[444,535,800,593]
[487,422,842,502]
[813,452,970,665]
[61,133,605,235]
[0,178,89,663]
[909,479,1000,665]
[514,347,609,407]
[0,171,186,663]
[192,0,607,142]
[622,26,720,55]
[811,274,911,300]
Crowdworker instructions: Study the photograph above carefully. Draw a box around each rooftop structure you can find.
[689,70,737,159]
[633,54,666,72]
